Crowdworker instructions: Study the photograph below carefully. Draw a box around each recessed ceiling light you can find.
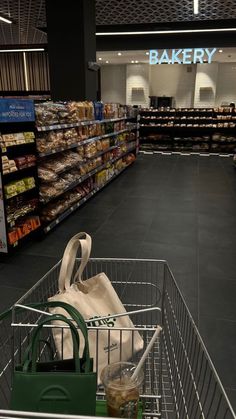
[219,49,223,53]
[96,28,236,36]
[106,60,109,63]
[193,0,199,15]
[98,57,102,61]
[118,52,122,56]
[131,60,134,63]
[146,52,149,55]
[135,60,139,63]
[0,15,12,24]
[0,48,45,52]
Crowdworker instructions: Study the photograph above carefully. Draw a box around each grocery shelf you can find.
[36,116,132,132]
[7,207,38,227]
[3,164,36,179]
[39,142,135,180]
[140,125,236,129]
[37,126,137,158]
[9,224,41,248]
[40,146,136,204]
[6,185,36,200]
[43,161,134,233]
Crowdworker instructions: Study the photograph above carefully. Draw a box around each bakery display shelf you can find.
[7,208,38,227]
[140,117,236,123]
[140,109,214,114]
[43,161,134,233]
[37,127,136,158]
[6,185,36,201]
[36,116,131,132]
[1,141,35,154]
[40,146,136,204]
[3,164,36,179]
[9,224,41,248]
[140,125,236,130]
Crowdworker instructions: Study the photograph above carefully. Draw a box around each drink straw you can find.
[132,325,162,381]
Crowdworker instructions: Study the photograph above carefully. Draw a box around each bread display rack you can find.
[140,107,236,154]
[0,100,139,252]
[0,99,40,253]
[35,101,139,234]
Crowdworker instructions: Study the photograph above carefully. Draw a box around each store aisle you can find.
[0,153,236,409]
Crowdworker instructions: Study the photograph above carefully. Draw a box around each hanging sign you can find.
[0,99,35,123]
[149,48,217,65]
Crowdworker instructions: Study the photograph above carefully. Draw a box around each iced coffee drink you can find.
[101,362,144,419]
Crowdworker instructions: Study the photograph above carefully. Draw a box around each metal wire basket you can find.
[0,258,235,419]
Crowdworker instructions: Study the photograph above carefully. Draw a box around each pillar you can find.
[45,0,97,101]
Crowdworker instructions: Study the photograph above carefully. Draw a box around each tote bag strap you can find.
[23,314,82,373]
[58,232,92,292]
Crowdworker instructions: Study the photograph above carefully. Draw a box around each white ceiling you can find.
[96,48,236,65]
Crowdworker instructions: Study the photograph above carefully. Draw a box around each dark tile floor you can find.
[0,153,236,411]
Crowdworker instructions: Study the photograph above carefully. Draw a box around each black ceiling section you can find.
[96,0,236,25]
[96,19,236,51]
[0,0,236,46]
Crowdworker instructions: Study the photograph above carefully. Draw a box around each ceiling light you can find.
[193,0,199,15]
[106,60,109,63]
[98,57,102,60]
[131,60,134,63]
[135,60,139,63]
[0,48,45,52]
[0,15,12,24]
[219,49,223,53]
[117,52,122,56]
[146,52,149,55]
[96,28,236,36]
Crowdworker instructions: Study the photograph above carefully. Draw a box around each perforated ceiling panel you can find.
[0,0,236,45]
[96,0,236,25]
[0,0,46,45]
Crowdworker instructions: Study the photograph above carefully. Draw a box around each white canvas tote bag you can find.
[48,232,144,380]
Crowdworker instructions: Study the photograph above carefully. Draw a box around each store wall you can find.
[101,65,126,104]
[194,63,219,107]
[126,64,149,107]
[215,63,236,106]
[149,64,196,107]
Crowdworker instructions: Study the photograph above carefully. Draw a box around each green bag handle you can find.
[0,301,91,372]
[30,301,90,366]
[23,314,82,373]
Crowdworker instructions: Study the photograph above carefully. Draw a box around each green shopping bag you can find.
[10,311,97,415]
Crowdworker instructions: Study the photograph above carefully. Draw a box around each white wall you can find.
[150,64,196,107]
[100,62,236,108]
[194,63,218,107]
[215,63,236,106]
[126,64,149,107]
[101,65,126,104]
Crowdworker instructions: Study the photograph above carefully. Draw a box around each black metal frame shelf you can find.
[140,125,236,130]
[7,207,38,227]
[40,146,136,204]
[1,141,35,155]
[8,224,41,248]
[36,116,132,132]
[43,161,134,233]
[6,185,36,201]
[38,139,136,180]
[38,126,137,158]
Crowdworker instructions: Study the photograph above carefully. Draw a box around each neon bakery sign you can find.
[149,48,217,65]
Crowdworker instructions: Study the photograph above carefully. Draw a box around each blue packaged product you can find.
[94,102,104,121]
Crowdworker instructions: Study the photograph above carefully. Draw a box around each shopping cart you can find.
[0,258,235,419]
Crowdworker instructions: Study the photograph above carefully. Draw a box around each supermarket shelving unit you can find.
[139,107,236,154]
[36,114,139,233]
[0,99,41,253]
